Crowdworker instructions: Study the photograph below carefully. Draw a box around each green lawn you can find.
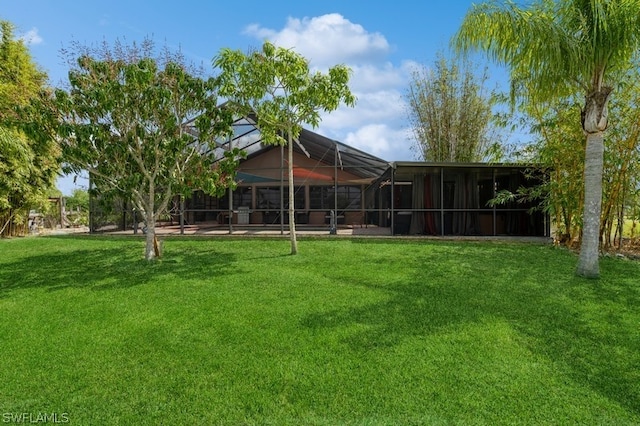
[1,235,639,425]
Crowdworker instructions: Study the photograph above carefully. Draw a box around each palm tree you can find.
[454,0,640,278]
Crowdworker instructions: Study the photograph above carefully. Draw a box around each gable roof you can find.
[213,115,389,181]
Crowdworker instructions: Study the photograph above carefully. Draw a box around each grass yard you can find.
[0,235,639,425]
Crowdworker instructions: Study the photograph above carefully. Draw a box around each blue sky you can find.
[4,1,511,195]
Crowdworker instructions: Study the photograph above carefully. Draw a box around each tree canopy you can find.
[0,20,59,237]
[214,41,356,254]
[56,40,242,259]
[405,52,503,162]
[454,0,640,278]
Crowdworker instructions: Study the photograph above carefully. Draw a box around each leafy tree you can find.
[600,63,640,249]
[503,77,587,246]
[214,41,356,255]
[406,52,503,162]
[454,0,640,278]
[499,61,640,251]
[0,20,59,237]
[56,40,242,259]
[0,21,47,122]
[65,188,88,211]
[64,188,89,226]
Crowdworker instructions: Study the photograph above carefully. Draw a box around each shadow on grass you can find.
[0,235,237,295]
[526,273,640,417]
[301,245,640,416]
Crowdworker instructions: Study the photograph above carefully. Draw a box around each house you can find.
[180,115,389,230]
[90,115,550,237]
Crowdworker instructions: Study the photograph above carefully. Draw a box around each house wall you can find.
[239,147,364,185]
[182,147,374,226]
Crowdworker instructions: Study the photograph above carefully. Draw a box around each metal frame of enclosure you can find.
[177,115,390,234]
[89,115,550,238]
[380,162,550,237]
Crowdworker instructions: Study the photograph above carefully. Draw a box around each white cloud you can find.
[19,28,43,46]
[344,124,414,161]
[349,63,405,92]
[244,13,416,161]
[351,90,406,125]
[244,13,390,67]
[243,23,274,41]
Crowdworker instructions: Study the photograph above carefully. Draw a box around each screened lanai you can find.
[377,162,550,237]
[88,115,550,237]
[179,114,390,231]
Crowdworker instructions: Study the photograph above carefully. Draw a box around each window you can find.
[310,186,361,210]
[188,190,227,210]
[257,186,305,210]
[233,187,252,209]
[257,187,280,210]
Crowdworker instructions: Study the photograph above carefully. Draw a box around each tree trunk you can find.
[288,133,298,255]
[576,88,611,278]
[144,213,159,261]
[576,131,604,278]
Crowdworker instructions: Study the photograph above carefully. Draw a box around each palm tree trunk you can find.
[576,131,604,278]
[576,88,611,278]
